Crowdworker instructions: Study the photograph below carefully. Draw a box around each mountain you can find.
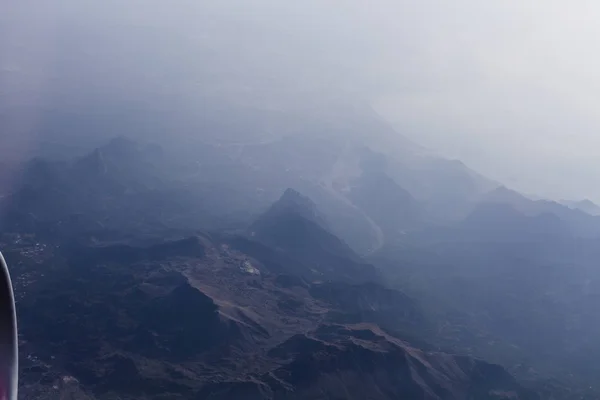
[251,188,329,231]
[347,150,423,237]
[7,136,600,398]
[6,228,542,400]
[194,116,498,250]
[373,206,600,396]
[72,136,169,190]
[0,138,172,235]
[261,325,539,400]
[3,110,501,253]
[16,240,269,398]
[480,186,534,209]
[461,203,568,242]
[308,281,429,342]
[0,137,262,239]
[478,186,600,238]
[5,4,600,395]
[249,189,379,284]
[562,199,600,216]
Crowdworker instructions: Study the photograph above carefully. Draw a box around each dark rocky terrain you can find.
[5,230,539,400]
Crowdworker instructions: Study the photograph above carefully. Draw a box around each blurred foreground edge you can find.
[0,252,17,400]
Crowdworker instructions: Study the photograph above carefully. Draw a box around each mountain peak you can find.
[261,188,329,229]
[249,190,377,284]
[579,199,597,207]
[280,188,314,207]
[562,198,600,216]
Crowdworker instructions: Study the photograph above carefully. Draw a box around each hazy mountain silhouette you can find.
[478,186,600,238]
[6,136,600,399]
[562,198,600,216]
[250,189,379,284]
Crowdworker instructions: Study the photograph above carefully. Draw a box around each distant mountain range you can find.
[4,130,600,399]
[4,10,600,397]
[561,198,600,216]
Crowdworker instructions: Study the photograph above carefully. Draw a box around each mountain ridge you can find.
[5,136,600,399]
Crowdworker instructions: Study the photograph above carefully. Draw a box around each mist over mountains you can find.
[3,37,600,394]
[3,102,600,399]
[4,2,600,399]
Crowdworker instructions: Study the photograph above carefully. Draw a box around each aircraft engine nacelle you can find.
[0,253,17,400]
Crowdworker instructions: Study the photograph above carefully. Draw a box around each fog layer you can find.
[2,0,599,200]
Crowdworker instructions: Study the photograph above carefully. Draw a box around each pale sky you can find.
[367,1,600,202]
[3,0,600,201]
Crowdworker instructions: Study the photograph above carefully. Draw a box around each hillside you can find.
[6,230,538,400]
[5,137,600,399]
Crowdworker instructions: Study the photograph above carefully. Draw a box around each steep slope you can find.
[479,186,600,237]
[251,188,329,231]
[16,238,271,398]
[347,151,423,237]
[249,189,379,284]
[4,224,546,400]
[309,281,428,341]
[224,113,498,249]
[374,207,600,396]
[6,137,592,398]
[0,138,257,239]
[2,138,171,234]
[562,199,600,216]
[210,325,539,400]
[461,203,568,242]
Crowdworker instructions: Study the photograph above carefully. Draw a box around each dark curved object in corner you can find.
[0,252,17,400]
